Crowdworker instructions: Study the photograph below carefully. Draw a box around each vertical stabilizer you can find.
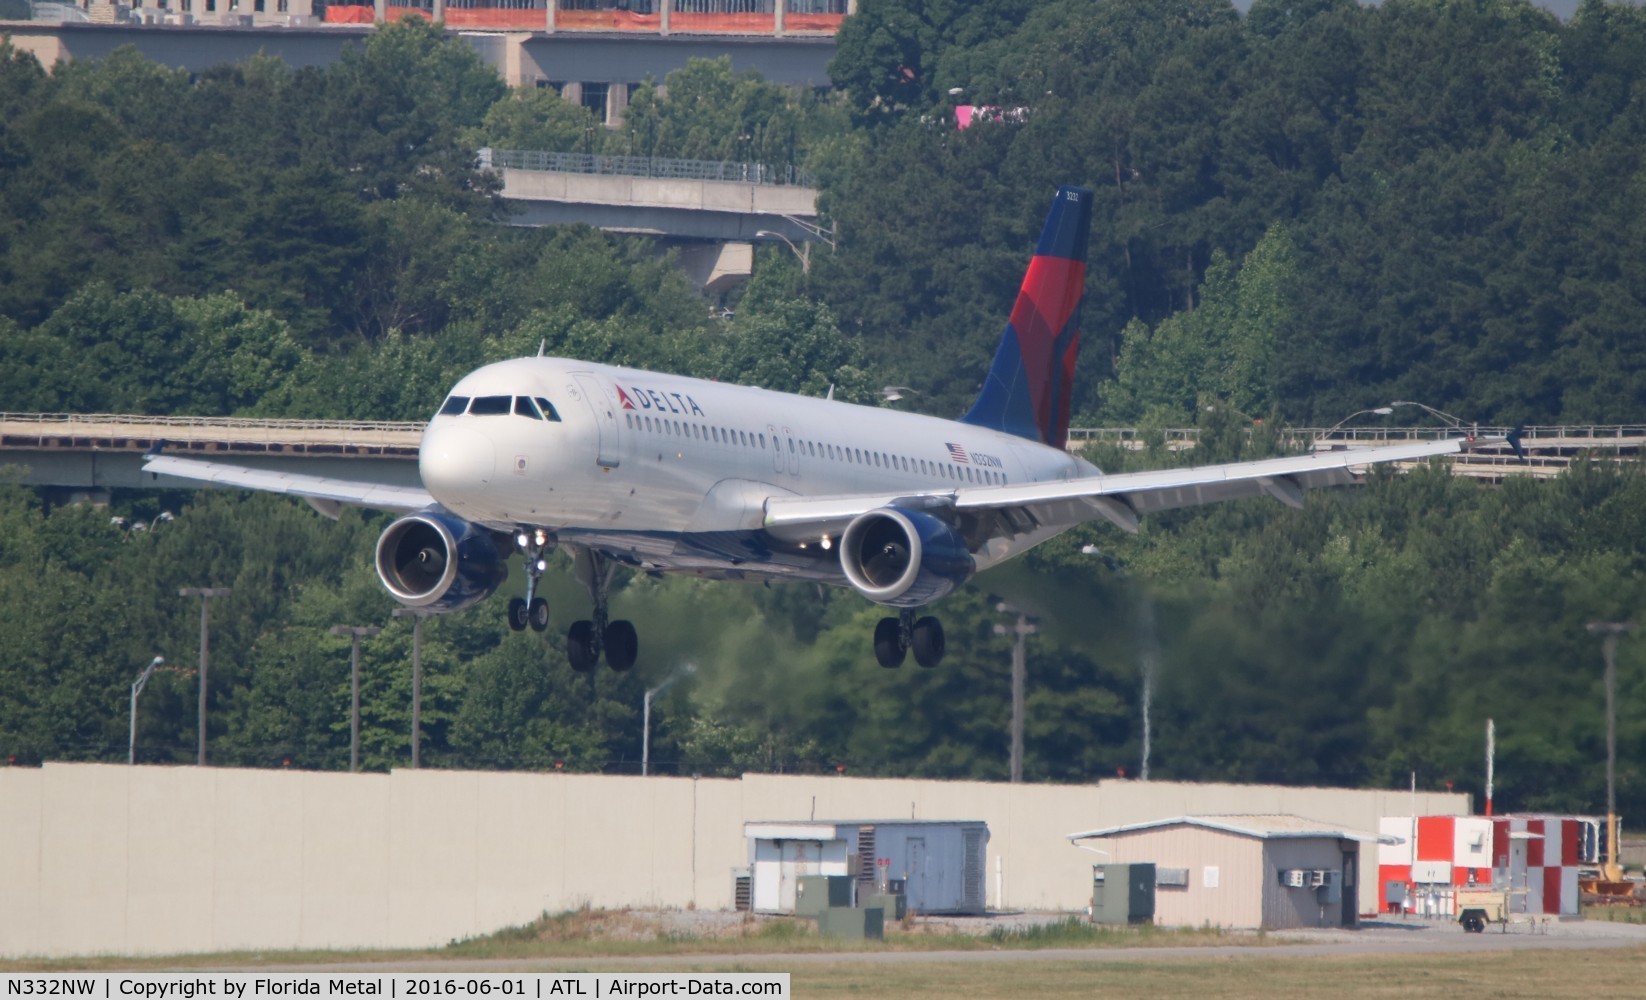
[960,186,1093,449]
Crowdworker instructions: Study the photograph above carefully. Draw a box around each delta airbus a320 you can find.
[145,187,1483,671]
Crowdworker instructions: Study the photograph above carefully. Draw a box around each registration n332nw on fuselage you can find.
[146,186,1480,672]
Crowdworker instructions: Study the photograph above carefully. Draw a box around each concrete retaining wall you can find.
[0,763,1467,958]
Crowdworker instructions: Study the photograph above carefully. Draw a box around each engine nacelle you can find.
[375,512,508,613]
[839,507,975,607]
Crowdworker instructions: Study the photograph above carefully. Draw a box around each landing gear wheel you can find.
[911,616,945,668]
[567,620,599,672]
[874,617,906,668]
[604,620,638,672]
[507,597,529,632]
[528,597,550,632]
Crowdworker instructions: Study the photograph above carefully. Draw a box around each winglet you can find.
[960,186,1093,450]
[1506,426,1527,463]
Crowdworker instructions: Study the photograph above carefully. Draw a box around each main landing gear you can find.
[566,547,638,673]
[874,609,945,669]
[507,529,553,634]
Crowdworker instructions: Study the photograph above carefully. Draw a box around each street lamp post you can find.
[643,661,696,777]
[1388,400,1476,434]
[179,587,230,766]
[755,217,835,275]
[331,625,383,773]
[1586,621,1633,882]
[755,229,812,274]
[392,608,431,769]
[994,601,1037,784]
[1081,546,1156,781]
[1315,406,1396,445]
[129,656,165,765]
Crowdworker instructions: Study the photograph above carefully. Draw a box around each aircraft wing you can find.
[762,436,1472,544]
[142,453,434,517]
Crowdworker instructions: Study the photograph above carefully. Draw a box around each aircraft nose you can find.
[420,425,495,500]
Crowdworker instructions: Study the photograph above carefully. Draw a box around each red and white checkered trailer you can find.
[1377,814,1601,916]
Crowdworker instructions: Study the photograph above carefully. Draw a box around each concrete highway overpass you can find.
[5,414,1635,500]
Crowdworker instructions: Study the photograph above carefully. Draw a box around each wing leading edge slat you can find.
[763,437,1468,542]
[142,454,435,513]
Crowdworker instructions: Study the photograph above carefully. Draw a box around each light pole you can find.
[755,229,812,274]
[755,216,835,275]
[331,625,383,774]
[643,661,696,777]
[1388,400,1475,434]
[1315,406,1396,446]
[994,600,1037,784]
[1587,621,1633,882]
[1081,546,1156,781]
[392,608,432,769]
[179,586,230,766]
[129,656,164,765]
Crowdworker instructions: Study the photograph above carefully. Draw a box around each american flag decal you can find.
[946,442,970,463]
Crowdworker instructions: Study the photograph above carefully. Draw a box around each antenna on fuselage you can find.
[537,339,546,357]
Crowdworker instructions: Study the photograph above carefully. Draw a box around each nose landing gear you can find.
[507,528,555,633]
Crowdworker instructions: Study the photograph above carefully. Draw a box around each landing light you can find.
[536,559,547,572]
[820,535,833,551]
[516,532,529,548]
[534,529,547,546]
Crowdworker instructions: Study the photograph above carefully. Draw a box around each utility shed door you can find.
[777,840,826,913]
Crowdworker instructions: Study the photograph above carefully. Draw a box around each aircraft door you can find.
[783,426,800,476]
[571,373,621,468]
[767,424,784,474]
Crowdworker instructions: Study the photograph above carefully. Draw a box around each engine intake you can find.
[375,512,508,613]
[839,507,975,607]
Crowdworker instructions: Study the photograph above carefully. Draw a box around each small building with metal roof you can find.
[742,819,988,916]
[1066,814,1399,930]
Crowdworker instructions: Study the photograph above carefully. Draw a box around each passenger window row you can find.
[623,411,1007,485]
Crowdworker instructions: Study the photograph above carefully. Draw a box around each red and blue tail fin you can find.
[960,186,1092,450]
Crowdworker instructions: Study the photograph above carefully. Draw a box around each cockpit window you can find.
[514,396,543,420]
[469,395,511,416]
[439,395,470,416]
[535,396,562,422]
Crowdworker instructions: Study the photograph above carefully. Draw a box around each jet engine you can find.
[839,507,975,607]
[375,512,508,612]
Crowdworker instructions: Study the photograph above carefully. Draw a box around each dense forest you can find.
[0,2,1643,822]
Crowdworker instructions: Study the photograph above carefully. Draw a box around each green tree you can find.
[468,85,601,152]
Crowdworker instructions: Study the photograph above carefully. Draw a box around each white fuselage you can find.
[418,358,1088,575]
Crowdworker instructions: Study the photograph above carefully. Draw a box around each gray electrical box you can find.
[863,891,907,922]
[1091,863,1156,925]
[818,905,884,941]
[796,874,854,918]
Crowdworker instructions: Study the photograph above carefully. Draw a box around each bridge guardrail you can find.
[1067,425,1646,449]
[0,412,424,453]
[0,412,424,435]
[488,149,815,188]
